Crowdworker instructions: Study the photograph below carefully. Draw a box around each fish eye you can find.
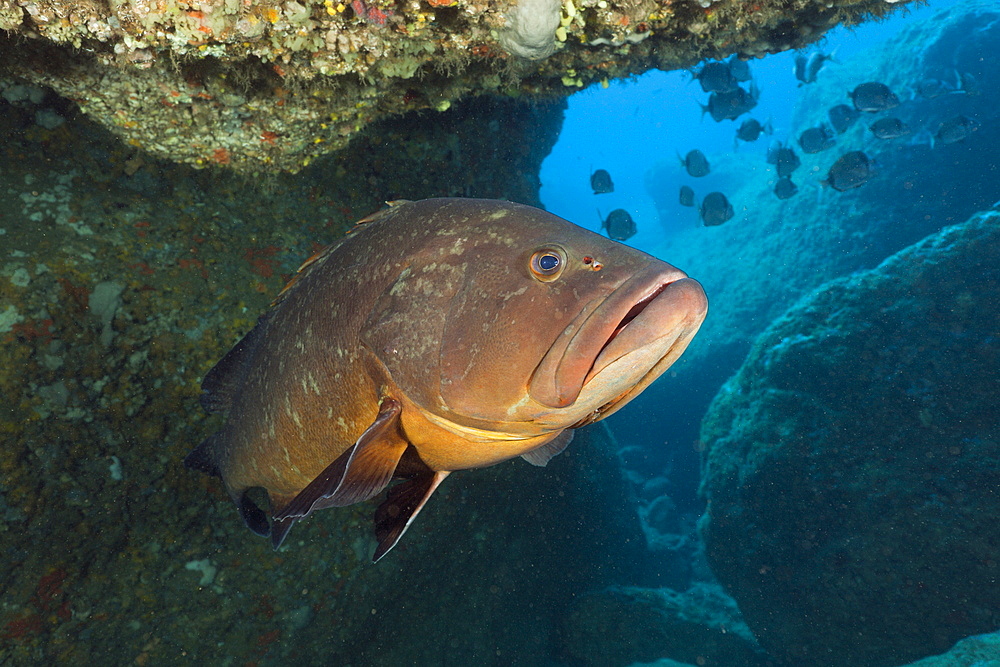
[529,247,565,281]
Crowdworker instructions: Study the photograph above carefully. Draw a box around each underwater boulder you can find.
[699,209,1000,666]
[559,582,765,667]
[899,631,1000,667]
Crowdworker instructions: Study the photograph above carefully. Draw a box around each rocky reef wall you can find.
[698,207,1000,666]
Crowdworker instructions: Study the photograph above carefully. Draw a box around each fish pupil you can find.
[538,254,559,271]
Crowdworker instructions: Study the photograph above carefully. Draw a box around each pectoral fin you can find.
[520,430,574,467]
[373,471,449,562]
[270,397,408,548]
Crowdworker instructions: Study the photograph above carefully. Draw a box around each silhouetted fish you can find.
[776,147,801,178]
[824,151,873,191]
[913,78,954,99]
[701,84,758,122]
[934,115,978,146]
[186,199,708,561]
[602,208,637,241]
[774,177,798,200]
[794,51,834,85]
[700,192,734,226]
[736,118,772,143]
[828,104,860,134]
[793,54,808,85]
[693,60,738,93]
[849,82,900,112]
[869,117,910,139]
[590,169,614,194]
[807,52,833,83]
[680,149,710,177]
[727,55,752,83]
[957,72,980,96]
[679,185,695,207]
[765,140,783,165]
[798,125,835,153]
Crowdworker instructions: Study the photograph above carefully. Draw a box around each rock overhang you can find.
[0,0,915,173]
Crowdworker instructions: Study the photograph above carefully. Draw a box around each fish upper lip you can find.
[528,266,705,409]
[591,282,669,362]
[582,274,706,386]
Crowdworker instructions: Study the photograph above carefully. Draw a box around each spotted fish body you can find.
[187,198,707,560]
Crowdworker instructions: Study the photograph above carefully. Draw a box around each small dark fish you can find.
[794,51,833,85]
[602,208,637,241]
[774,177,798,200]
[680,149,710,177]
[793,53,809,85]
[914,78,955,99]
[957,71,980,96]
[798,125,835,154]
[869,117,911,139]
[727,55,752,83]
[775,147,801,178]
[806,52,833,83]
[693,61,738,94]
[736,118,772,143]
[590,169,614,194]
[765,139,783,165]
[849,82,900,112]
[679,185,696,207]
[700,192,734,227]
[824,151,873,191]
[701,83,759,122]
[934,115,978,146]
[828,104,860,134]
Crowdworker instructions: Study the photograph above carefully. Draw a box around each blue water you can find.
[540,0,960,250]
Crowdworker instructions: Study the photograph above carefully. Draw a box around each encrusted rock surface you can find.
[902,631,1000,667]
[698,209,1000,666]
[0,0,911,172]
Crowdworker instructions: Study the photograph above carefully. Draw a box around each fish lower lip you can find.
[597,283,668,357]
[583,276,707,387]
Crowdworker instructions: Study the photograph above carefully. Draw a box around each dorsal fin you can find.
[270,243,337,306]
[270,202,412,307]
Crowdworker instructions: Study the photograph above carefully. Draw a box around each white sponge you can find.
[498,0,562,60]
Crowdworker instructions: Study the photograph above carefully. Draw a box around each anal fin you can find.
[270,516,295,550]
[373,470,449,562]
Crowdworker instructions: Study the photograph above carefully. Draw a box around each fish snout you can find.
[529,266,707,412]
[584,275,707,385]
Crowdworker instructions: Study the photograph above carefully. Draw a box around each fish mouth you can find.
[529,267,707,412]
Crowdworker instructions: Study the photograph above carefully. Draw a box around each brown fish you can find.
[186,198,707,561]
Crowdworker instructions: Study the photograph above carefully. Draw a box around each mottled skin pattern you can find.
[193,198,707,548]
